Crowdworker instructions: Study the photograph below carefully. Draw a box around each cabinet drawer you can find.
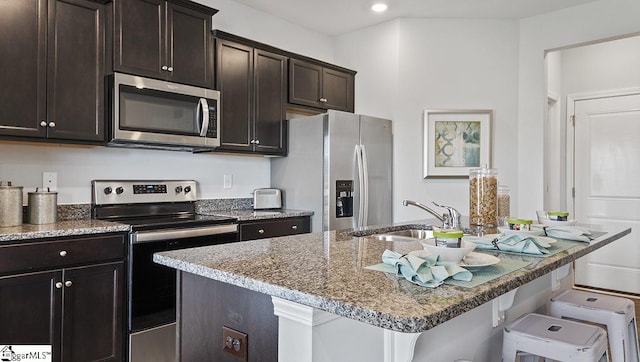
[240,217,310,241]
[0,234,125,274]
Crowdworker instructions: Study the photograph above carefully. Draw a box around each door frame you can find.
[566,87,640,218]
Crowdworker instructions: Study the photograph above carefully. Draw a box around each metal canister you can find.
[0,181,23,227]
[28,187,58,224]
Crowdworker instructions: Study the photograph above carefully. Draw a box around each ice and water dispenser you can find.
[336,180,353,218]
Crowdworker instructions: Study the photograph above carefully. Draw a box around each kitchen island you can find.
[154,221,631,361]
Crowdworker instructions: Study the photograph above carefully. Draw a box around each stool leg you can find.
[502,338,518,362]
[629,317,639,362]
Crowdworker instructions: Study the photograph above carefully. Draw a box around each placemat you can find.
[366,256,531,289]
[445,258,531,288]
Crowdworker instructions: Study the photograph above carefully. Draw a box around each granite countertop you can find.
[202,209,314,221]
[0,220,130,242]
[0,206,313,242]
[154,222,631,333]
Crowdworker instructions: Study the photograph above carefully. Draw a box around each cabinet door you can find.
[166,2,212,87]
[0,0,47,138]
[47,0,105,142]
[322,68,354,112]
[114,0,165,79]
[288,59,323,109]
[254,49,287,155]
[216,39,253,151]
[61,262,124,362]
[0,270,61,355]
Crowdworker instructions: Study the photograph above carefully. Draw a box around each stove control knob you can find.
[115,187,124,195]
[184,186,192,194]
[104,187,113,195]
[175,186,183,193]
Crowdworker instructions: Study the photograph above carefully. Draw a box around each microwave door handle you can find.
[198,98,210,137]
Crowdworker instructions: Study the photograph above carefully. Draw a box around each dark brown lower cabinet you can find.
[178,272,278,362]
[239,216,311,241]
[0,263,123,362]
[0,233,125,362]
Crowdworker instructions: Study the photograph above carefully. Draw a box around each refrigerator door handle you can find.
[360,144,369,226]
[355,144,365,228]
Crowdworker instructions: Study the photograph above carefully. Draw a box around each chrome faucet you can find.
[402,200,462,229]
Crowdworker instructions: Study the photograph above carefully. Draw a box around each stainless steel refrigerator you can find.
[271,110,392,232]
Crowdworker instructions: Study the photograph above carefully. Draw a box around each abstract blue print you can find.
[434,121,481,167]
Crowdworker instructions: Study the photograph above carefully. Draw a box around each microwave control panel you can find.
[205,103,217,138]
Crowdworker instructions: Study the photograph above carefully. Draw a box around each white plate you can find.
[482,233,556,245]
[538,219,578,226]
[497,226,545,236]
[459,252,500,269]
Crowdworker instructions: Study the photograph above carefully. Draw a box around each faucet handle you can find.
[432,202,461,229]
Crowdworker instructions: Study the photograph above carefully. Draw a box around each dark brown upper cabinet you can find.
[113,0,216,88]
[289,58,355,112]
[215,35,287,156]
[0,0,106,143]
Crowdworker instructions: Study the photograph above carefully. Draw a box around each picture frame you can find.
[423,109,492,178]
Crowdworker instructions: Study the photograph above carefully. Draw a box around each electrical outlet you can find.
[223,174,233,189]
[222,326,247,361]
[42,172,57,191]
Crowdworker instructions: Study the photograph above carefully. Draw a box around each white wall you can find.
[335,18,519,223]
[560,34,640,96]
[196,0,335,63]
[0,142,270,204]
[518,0,640,218]
[0,1,335,205]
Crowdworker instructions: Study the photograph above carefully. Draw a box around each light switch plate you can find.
[223,174,232,189]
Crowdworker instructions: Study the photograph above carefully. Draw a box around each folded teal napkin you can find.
[367,249,472,288]
[543,226,592,242]
[464,234,551,255]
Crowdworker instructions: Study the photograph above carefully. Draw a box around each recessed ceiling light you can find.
[371,2,388,12]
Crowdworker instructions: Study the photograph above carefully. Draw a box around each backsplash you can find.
[195,198,253,214]
[22,198,254,222]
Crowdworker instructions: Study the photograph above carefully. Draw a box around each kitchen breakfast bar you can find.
[154,221,631,362]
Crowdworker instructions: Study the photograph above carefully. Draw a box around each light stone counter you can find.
[0,219,130,242]
[154,222,630,334]
[199,208,314,222]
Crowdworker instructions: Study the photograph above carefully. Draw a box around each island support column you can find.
[273,297,415,362]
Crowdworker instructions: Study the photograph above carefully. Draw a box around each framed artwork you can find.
[423,109,492,178]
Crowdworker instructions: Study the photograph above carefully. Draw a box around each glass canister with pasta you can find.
[469,165,498,227]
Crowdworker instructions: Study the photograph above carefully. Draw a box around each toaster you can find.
[253,188,282,210]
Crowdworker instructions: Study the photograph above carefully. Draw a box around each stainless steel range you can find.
[91,180,238,362]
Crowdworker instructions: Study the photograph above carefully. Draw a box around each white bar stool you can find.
[550,289,640,362]
[502,313,609,362]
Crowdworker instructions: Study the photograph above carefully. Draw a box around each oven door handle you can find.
[131,224,238,244]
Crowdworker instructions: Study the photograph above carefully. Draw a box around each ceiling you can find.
[231,0,600,36]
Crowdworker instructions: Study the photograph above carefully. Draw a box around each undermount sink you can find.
[370,229,434,242]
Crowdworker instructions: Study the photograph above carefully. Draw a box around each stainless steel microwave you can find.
[109,73,220,151]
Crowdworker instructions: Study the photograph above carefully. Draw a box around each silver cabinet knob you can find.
[65,281,72,287]
[254,139,260,145]
[167,66,173,72]
[161,65,168,70]
[258,229,265,234]
[319,98,328,103]
[48,121,55,128]
[291,225,298,230]
[55,282,63,289]
[250,140,255,144]
[40,121,47,127]
[59,250,67,257]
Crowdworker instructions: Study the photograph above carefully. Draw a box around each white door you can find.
[573,92,640,294]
